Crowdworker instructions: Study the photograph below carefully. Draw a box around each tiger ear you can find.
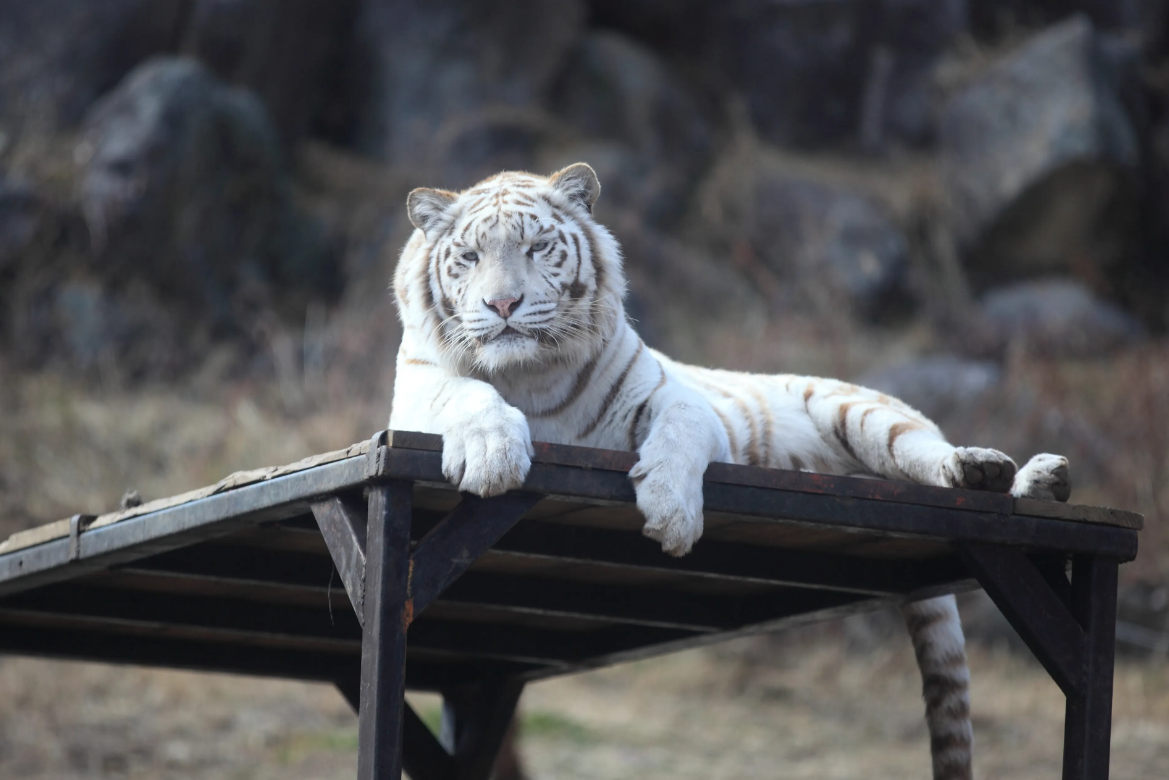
[549,163,600,213]
[406,188,457,236]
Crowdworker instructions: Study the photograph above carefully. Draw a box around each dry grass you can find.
[3,638,1169,779]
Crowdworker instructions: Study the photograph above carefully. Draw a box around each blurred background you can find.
[1,0,1169,777]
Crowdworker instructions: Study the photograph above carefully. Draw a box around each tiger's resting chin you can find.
[471,333,544,371]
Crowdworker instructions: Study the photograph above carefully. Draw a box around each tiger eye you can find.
[462,251,479,263]
[531,241,548,253]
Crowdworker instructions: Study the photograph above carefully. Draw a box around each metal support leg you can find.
[1063,556,1118,780]
[440,679,526,780]
[357,482,413,780]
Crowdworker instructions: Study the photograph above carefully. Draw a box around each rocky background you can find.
[2,1,1169,777]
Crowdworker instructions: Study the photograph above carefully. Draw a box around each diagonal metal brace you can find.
[957,541,1086,696]
[410,493,542,618]
[311,496,368,625]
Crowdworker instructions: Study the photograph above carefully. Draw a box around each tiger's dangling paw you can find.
[441,403,534,498]
[940,446,1018,493]
[1011,453,1071,502]
[630,455,705,558]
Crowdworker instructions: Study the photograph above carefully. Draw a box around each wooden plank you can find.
[0,456,369,597]
[94,558,845,634]
[88,567,348,609]
[0,519,73,556]
[0,441,375,558]
[0,582,361,644]
[483,520,963,596]
[386,430,444,451]
[0,620,531,691]
[438,571,736,631]
[380,430,1142,529]
[1015,497,1143,530]
[375,447,1138,559]
[384,430,1011,512]
[513,594,883,680]
[0,623,356,680]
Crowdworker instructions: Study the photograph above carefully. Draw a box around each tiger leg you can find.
[390,360,534,498]
[873,422,1018,494]
[810,386,1019,493]
[630,384,732,557]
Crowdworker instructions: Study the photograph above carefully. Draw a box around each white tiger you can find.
[389,163,1071,780]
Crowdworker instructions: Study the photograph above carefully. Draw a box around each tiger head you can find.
[400,163,626,373]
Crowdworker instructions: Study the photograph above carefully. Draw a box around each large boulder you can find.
[0,178,42,276]
[0,0,184,134]
[0,178,183,374]
[939,16,1141,291]
[180,0,360,147]
[550,30,714,226]
[588,0,969,149]
[860,356,1003,424]
[970,279,1144,358]
[697,152,913,321]
[76,57,340,331]
[968,1,1169,45]
[355,0,586,179]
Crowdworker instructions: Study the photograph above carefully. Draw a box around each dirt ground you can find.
[2,635,1168,779]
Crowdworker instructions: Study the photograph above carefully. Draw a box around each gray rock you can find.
[940,16,1141,289]
[181,0,360,147]
[0,178,42,273]
[588,0,969,149]
[975,279,1144,358]
[77,57,340,329]
[701,161,912,321]
[860,356,1003,422]
[356,0,586,173]
[0,0,184,133]
[49,278,182,373]
[968,1,1169,48]
[427,107,563,188]
[552,31,713,225]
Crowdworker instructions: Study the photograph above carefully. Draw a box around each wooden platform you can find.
[0,430,1142,780]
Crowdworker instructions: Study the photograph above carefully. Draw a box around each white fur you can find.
[389,164,1074,780]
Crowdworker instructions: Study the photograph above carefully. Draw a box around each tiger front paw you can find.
[941,447,1018,493]
[442,404,533,497]
[630,457,705,557]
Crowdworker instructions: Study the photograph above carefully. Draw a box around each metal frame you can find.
[0,430,1141,780]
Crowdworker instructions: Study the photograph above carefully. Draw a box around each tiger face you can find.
[405,164,623,373]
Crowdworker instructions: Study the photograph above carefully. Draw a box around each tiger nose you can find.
[486,296,522,318]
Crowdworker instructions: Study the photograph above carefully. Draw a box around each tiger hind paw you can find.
[1010,453,1070,502]
[941,447,1018,493]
